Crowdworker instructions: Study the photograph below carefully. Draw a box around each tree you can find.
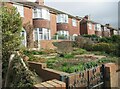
[1,6,22,84]
[23,22,34,48]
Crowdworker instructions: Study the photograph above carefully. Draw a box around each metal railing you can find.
[51,35,76,41]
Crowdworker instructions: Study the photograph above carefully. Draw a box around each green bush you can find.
[63,54,74,59]
[23,50,45,56]
[99,35,120,43]
[53,41,73,54]
[74,36,94,51]
[92,42,116,54]
[72,48,87,55]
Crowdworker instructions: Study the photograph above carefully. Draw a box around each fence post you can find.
[87,70,90,89]
[101,64,105,88]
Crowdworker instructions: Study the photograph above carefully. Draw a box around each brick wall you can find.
[40,40,63,49]
[50,13,57,37]
[23,6,33,25]
[28,62,69,82]
[95,31,102,37]
[33,19,50,29]
[29,62,119,88]
[104,63,119,88]
[68,18,80,36]
[87,22,95,35]
[80,21,87,35]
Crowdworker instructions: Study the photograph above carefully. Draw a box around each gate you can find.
[66,65,105,89]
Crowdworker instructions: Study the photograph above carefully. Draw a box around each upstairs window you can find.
[33,8,42,18]
[33,8,50,20]
[13,4,24,17]
[72,18,77,26]
[95,24,101,31]
[57,14,68,23]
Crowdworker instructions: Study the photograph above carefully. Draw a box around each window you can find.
[88,23,92,30]
[13,4,24,17]
[57,30,69,36]
[95,24,101,31]
[33,8,50,20]
[72,19,77,26]
[34,28,51,40]
[57,14,68,23]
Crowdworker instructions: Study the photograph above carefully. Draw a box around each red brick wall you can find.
[40,40,62,49]
[33,19,50,29]
[68,18,80,35]
[87,22,95,35]
[23,6,33,25]
[80,21,87,35]
[28,62,69,82]
[50,13,57,36]
[104,63,119,88]
[95,31,102,37]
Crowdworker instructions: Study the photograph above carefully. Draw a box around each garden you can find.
[21,37,119,73]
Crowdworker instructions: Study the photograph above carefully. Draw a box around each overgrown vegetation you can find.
[2,6,37,87]
[2,6,22,83]
[8,55,37,87]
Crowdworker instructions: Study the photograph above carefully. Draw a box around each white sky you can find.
[45,0,119,29]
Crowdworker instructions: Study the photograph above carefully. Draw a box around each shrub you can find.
[74,36,94,51]
[72,48,87,55]
[53,41,73,54]
[92,42,116,54]
[2,6,22,82]
[63,54,74,59]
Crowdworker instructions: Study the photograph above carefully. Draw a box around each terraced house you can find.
[5,0,118,49]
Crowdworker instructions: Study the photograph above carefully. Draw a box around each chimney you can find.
[84,15,90,20]
[105,24,110,27]
[35,0,44,5]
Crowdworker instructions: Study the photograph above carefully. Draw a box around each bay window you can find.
[57,14,68,23]
[33,8,50,20]
[72,19,77,26]
[34,28,51,40]
[13,4,24,17]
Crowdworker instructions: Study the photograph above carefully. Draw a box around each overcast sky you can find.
[45,0,119,29]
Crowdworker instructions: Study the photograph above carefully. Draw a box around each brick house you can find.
[80,16,118,37]
[80,15,96,35]
[5,0,81,49]
[4,0,118,49]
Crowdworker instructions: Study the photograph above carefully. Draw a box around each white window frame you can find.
[13,4,24,17]
[95,24,101,31]
[57,14,68,23]
[34,28,51,40]
[72,18,77,26]
[33,8,50,20]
